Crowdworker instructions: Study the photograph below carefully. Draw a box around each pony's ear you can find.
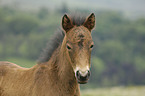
[62,14,74,32]
[83,13,95,31]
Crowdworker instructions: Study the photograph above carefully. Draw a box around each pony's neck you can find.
[45,36,79,94]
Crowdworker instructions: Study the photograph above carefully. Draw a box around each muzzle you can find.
[75,70,90,84]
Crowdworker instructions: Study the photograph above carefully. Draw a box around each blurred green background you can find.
[0,0,145,95]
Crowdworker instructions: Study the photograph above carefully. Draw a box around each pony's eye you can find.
[67,45,71,50]
[90,45,94,49]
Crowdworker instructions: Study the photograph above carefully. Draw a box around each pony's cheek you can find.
[68,51,78,73]
[68,50,76,63]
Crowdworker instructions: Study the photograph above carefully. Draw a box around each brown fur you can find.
[0,13,95,96]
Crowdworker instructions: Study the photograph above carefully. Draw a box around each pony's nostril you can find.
[76,70,80,77]
[87,70,90,77]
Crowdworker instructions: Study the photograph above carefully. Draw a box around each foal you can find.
[0,13,95,96]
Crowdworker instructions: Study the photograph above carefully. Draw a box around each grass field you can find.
[81,86,145,96]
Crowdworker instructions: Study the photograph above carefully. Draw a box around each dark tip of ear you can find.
[63,14,68,18]
[64,14,67,17]
[90,13,95,17]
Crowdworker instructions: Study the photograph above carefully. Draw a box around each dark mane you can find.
[70,14,86,26]
[37,14,86,64]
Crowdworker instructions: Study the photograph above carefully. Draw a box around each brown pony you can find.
[0,13,95,96]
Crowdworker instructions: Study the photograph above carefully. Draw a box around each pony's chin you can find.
[77,80,88,84]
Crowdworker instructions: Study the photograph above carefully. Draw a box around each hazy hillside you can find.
[1,0,145,18]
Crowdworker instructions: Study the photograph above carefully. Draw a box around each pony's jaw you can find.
[74,66,90,84]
